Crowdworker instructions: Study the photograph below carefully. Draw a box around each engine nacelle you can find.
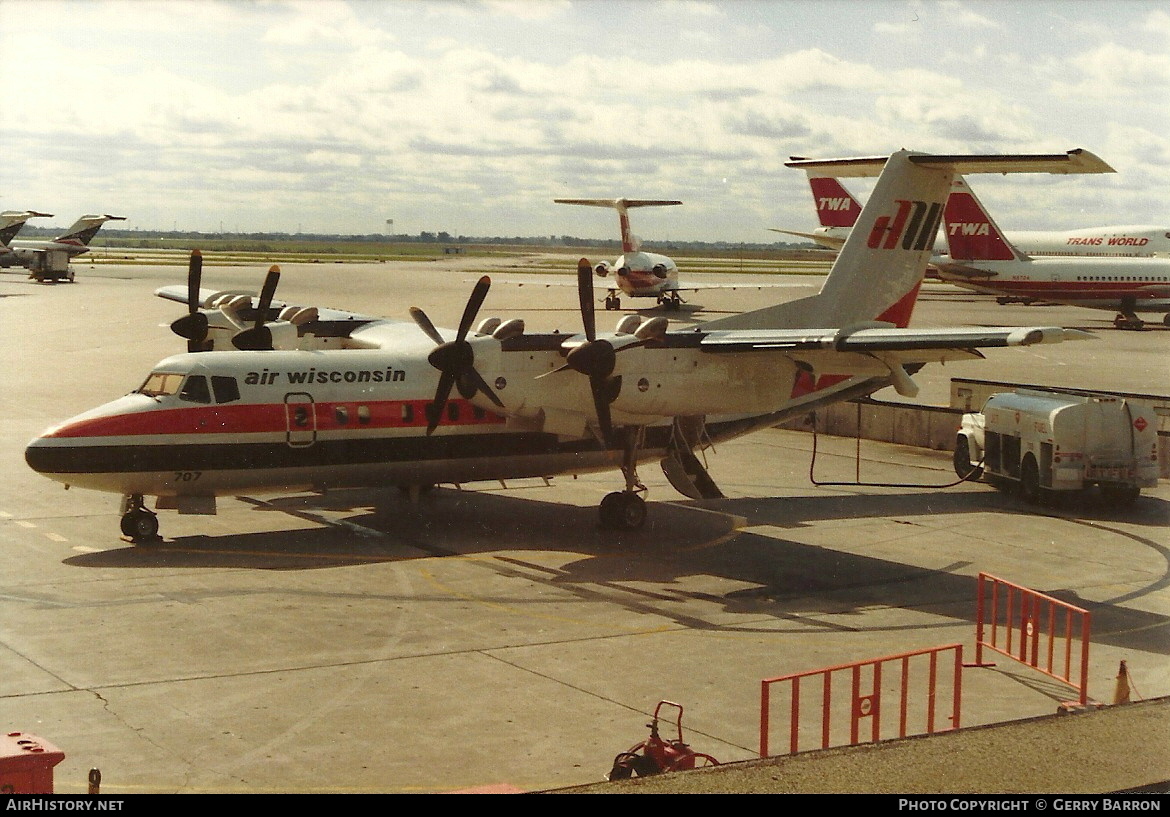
[594,262,610,278]
[652,264,668,279]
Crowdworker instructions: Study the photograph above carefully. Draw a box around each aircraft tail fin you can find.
[0,211,52,247]
[555,198,681,253]
[808,176,862,228]
[704,149,1112,332]
[54,214,127,246]
[943,178,1023,261]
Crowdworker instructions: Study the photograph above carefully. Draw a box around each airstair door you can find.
[284,392,317,448]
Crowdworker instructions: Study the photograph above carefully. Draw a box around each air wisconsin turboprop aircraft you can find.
[552,198,802,311]
[779,173,1170,258]
[0,213,127,281]
[25,149,1103,543]
[936,177,1170,329]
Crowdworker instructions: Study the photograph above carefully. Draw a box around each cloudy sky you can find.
[0,0,1166,242]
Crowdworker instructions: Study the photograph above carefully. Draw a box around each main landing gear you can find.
[604,291,622,311]
[1113,297,1147,330]
[656,292,683,311]
[120,495,160,543]
[599,429,648,530]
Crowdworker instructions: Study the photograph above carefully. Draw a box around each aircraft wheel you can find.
[121,509,159,542]
[600,492,646,530]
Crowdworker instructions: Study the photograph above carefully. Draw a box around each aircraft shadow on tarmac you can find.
[62,485,1170,655]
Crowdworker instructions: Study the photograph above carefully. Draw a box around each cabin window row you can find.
[1074,275,1169,282]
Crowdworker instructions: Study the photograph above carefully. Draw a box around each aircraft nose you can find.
[25,434,53,476]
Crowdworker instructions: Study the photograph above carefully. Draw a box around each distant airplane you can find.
[936,177,1170,329]
[553,198,804,311]
[770,176,861,250]
[0,214,127,281]
[0,210,53,250]
[777,171,1170,258]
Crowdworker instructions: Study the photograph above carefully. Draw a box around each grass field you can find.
[85,238,834,276]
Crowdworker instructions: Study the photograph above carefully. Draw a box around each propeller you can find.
[410,275,504,435]
[231,266,281,351]
[169,250,210,352]
[564,257,620,443]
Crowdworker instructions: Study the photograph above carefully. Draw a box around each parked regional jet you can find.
[0,214,127,281]
[553,198,803,311]
[25,150,1103,542]
[779,173,1170,258]
[936,178,1170,329]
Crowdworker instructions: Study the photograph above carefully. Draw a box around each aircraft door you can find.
[284,392,317,448]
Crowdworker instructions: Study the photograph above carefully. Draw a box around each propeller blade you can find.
[253,266,280,330]
[461,368,505,408]
[589,376,613,444]
[427,372,456,435]
[171,250,209,351]
[409,307,445,346]
[576,258,595,341]
[187,250,202,314]
[231,265,281,351]
[458,276,491,341]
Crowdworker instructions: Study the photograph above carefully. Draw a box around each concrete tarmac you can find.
[0,253,1167,794]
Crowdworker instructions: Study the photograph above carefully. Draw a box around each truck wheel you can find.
[952,437,983,481]
[1020,457,1041,505]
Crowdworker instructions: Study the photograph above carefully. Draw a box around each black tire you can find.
[952,437,983,481]
[1020,456,1041,505]
[617,494,646,530]
[599,492,646,530]
[122,510,159,542]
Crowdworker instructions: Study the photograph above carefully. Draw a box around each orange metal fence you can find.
[971,572,1091,706]
[759,644,963,758]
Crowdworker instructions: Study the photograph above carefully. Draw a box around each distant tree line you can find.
[17,225,814,253]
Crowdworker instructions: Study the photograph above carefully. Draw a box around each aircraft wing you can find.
[768,228,848,249]
[932,262,999,279]
[699,325,1093,354]
[699,324,1093,398]
[154,285,379,323]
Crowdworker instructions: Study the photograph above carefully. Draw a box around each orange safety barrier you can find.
[759,644,963,758]
[971,572,1091,707]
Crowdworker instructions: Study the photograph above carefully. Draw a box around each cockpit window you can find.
[179,375,211,404]
[211,376,240,404]
[138,372,185,397]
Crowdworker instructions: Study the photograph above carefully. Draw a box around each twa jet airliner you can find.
[25,150,1102,542]
[937,177,1170,329]
[780,174,1170,258]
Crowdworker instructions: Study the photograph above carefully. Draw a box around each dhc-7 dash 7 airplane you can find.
[25,149,1105,542]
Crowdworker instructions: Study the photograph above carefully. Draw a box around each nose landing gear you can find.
[119,495,160,543]
[599,428,648,530]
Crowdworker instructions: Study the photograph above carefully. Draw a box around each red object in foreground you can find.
[0,732,65,794]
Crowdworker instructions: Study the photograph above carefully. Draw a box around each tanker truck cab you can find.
[954,389,1159,505]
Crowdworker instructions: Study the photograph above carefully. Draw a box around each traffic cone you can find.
[1113,660,1131,704]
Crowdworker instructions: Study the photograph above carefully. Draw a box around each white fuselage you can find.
[24,331,870,503]
[598,250,680,297]
[934,255,1170,314]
